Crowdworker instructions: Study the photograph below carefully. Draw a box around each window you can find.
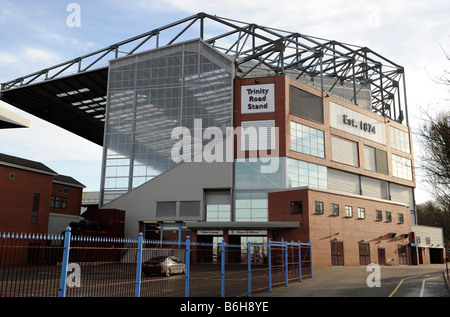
[156,202,176,217]
[235,191,268,222]
[331,203,339,216]
[50,196,67,209]
[331,136,359,167]
[290,85,324,123]
[398,213,404,224]
[9,173,15,180]
[291,201,303,214]
[290,121,325,158]
[376,210,382,221]
[31,194,39,224]
[180,201,200,217]
[358,207,365,219]
[345,206,353,217]
[241,120,276,151]
[426,237,431,245]
[64,188,69,194]
[390,126,411,153]
[385,211,392,222]
[206,204,231,222]
[392,154,413,181]
[315,201,324,214]
[364,145,388,175]
[287,158,327,189]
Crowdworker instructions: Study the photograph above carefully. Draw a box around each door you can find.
[359,243,371,265]
[331,241,344,266]
[398,244,408,265]
[378,248,386,265]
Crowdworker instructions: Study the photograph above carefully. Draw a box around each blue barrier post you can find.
[309,241,313,278]
[247,241,251,297]
[135,233,143,297]
[221,239,225,297]
[268,239,272,292]
[185,236,190,297]
[285,240,288,287]
[59,227,71,297]
[298,241,302,282]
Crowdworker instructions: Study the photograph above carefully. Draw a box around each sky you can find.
[0,0,449,203]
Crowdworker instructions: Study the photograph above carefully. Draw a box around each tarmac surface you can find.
[255,264,450,297]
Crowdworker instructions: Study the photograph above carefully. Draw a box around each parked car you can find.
[142,255,186,277]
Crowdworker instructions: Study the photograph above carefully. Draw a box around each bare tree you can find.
[417,109,450,209]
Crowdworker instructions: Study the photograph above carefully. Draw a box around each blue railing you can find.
[0,228,312,297]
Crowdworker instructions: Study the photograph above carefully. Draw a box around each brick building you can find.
[0,153,85,234]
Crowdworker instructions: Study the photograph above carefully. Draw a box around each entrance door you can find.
[331,241,344,266]
[359,243,371,265]
[378,248,386,265]
[398,244,408,265]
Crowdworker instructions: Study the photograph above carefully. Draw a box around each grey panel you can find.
[156,202,176,217]
[205,190,231,205]
[180,201,201,217]
[328,168,360,195]
[361,176,388,200]
[390,183,414,207]
[290,85,324,123]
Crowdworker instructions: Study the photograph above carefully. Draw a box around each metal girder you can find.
[1,12,408,134]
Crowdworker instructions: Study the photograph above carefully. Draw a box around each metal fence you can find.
[0,228,312,297]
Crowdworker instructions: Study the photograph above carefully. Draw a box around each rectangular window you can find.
[287,158,327,189]
[390,126,411,153]
[331,203,339,216]
[50,196,67,209]
[235,191,268,222]
[385,211,392,222]
[345,205,353,217]
[180,201,200,217]
[364,145,388,175]
[156,202,176,217]
[398,213,404,224]
[331,135,359,167]
[290,121,325,158]
[358,207,365,219]
[315,201,324,214]
[206,204,231,222]
[291,201,303,214]
[9,173,15,180]
[241,120,276,151]
[31,194,39,224]
[392,154,413,181]
[290,85,324,123]
[376,210,382,221]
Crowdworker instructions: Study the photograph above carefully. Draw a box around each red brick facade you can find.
[0,159,84,234]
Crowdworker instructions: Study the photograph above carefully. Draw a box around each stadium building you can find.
[2,13,430,266]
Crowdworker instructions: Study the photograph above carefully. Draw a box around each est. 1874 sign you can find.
[241,83,275,114]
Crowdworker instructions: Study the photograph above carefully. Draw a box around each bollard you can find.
[59,227,72,297]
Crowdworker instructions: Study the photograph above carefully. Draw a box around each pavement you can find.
[255,264,450,297]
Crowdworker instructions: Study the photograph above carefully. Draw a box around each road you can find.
[256,264,449,297]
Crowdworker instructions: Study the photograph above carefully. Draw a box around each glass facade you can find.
[392,154,413,181]
[287,158,327,189]
[101,40,233,204]
[290,121,325,158]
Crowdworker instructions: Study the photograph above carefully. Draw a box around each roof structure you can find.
[0,106,30,129]
[0,153,57,175]
[0,13,408,146]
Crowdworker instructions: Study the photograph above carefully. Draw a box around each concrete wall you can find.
[103,161,233,237]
